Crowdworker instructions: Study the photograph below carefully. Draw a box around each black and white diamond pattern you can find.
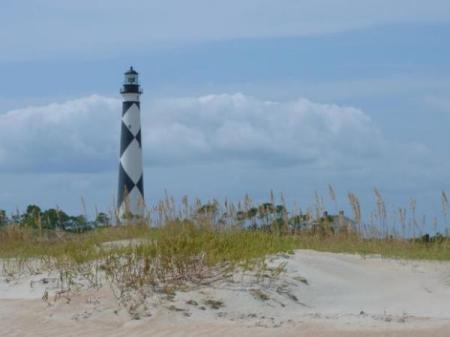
[122,103,141,136]
[118,100,144,218]
[121,139,142,183]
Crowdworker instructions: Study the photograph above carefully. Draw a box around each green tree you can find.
[0,209,8,227]
[275,205,287,218]
[247,207,258,228]
[258,203,275,227]
[272,204,288,232]
[288,214,310,230]
[21,205,42,228]
[197,202,219,225]
[236,210,247,221]
[71,215,87,226]
[41,208,69,229]
[65,215,89,233]
[95,212,111,226]
[197,202,218,215]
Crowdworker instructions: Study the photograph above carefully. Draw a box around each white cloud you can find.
[0,93,427,173]
[0,95,119,172]
[145,94,386,167]
[2,93,449,216]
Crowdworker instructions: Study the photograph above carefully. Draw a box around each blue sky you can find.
[1,0,450,228]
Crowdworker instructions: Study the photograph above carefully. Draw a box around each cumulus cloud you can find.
[0,95,119,172]
[145,94,386,167]
[0,93,426,173]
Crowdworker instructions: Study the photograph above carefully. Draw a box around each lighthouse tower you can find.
[117,66,144,221]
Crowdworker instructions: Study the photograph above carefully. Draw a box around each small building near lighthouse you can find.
[117,66,145,221]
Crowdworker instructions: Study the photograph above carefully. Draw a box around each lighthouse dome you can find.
[125,66,138,75]
[121,66,142,94]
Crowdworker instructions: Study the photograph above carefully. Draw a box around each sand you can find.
[1,250,450,337]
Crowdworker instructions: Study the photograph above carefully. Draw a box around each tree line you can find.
[0,205,111,231]
[0,201,353,234]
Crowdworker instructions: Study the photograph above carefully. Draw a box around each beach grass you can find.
[1,189,450,295]
[293,234,450,261]
[1,221,449,273]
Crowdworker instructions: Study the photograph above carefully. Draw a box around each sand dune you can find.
[1,250,450,337]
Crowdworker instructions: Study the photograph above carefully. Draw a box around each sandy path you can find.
[1,250,450,337]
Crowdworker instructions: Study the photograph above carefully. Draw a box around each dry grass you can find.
[293,233,450,261]
[0,220,300,305]
[1,222,449,283]
[1,190,449,307]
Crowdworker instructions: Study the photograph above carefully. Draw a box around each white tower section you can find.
[117,66,145,221]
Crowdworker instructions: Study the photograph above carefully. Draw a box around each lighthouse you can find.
[117,66,145,221]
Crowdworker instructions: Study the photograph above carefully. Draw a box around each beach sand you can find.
[1,250,450,337]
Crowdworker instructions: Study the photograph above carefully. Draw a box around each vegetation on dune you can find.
[0,221,299,271]
[1,223,448,268]
[0,204,112,232]
[0,189,449,300]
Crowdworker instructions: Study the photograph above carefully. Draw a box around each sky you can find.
[1,0,450,227]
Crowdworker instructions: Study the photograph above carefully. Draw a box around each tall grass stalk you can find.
[1,189,450,297]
